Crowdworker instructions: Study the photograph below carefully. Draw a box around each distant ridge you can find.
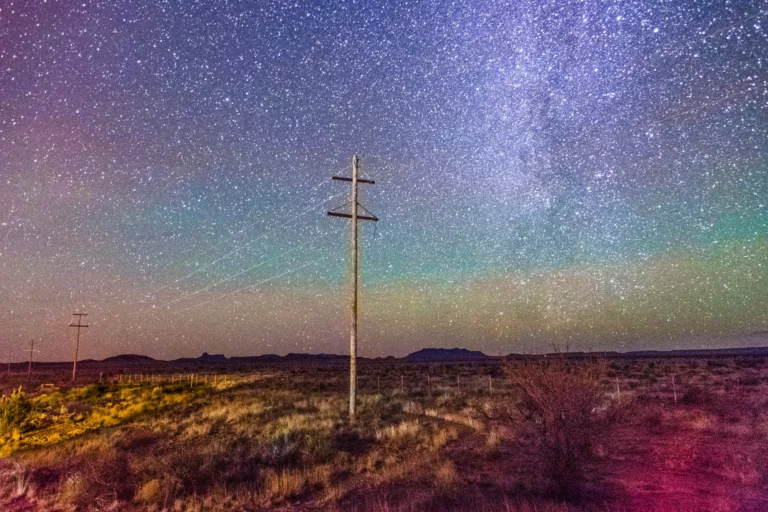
[82,343,768,366]
[406,348,488,362]
[101,354,156,363]
[525,346,768,360]
[230,353,347,363]
[173,352,228,363]
[622,346,768,358]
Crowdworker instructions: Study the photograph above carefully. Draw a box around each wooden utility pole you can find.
[69,313,89,382]
[328,155,378,419]
[27,339,35,378]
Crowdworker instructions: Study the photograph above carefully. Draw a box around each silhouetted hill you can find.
[406,348,489,362]
[229,353,348,363]
[172,352,228,363]
[623,346,768,358]
[515,346,768,360]
[102,354,156,363]
[91,342,768,367]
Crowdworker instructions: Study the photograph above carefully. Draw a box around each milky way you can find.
[1,1,766,360]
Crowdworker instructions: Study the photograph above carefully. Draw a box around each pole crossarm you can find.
[332,176,375,184]
[70,312,89,382]
[326,212,379,222]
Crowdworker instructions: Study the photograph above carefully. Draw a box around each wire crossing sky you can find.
[1,0,766,360]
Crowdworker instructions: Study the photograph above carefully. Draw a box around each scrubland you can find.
[1,357,768,511]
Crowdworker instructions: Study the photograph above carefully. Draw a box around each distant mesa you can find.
[173,352,229,363]
[406,348,489,362]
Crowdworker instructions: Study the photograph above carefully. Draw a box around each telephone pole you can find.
[70,313,88,382]
[27,339,35,378]
[328,155,378,419]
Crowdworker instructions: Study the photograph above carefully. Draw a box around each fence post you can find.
[672,375,677,405]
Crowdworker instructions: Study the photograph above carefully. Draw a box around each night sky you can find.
[1,1,766,361]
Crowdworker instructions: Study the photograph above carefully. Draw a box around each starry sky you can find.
[1,0,766,361]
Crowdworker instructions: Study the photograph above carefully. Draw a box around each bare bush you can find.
[681,385,716,406]
[505,357,608,498]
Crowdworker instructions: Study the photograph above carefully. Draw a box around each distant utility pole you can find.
[328,155,378,419]
[69,313,89,382]
[6,341,11,378]
[27,339,36,378]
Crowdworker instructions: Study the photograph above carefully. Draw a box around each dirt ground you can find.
[1,357,768,511]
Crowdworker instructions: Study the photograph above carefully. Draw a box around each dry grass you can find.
[1,357,768,510]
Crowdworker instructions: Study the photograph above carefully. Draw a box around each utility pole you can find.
[6,340,11,378]
[69,313,89,382]
[27,339,36,378]
[328,155,378,419]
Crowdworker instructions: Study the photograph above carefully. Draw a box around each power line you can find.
[174,259,320,313]
[120,190,342,320]
[195,176,332,257]
[152,175,333,275]
[145,175,342,299]
[150,191,341,295]
[157,231,330,311]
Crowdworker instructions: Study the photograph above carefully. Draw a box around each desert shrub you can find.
[735,358,763,369]
[359,395,403,421]
[505,358,608,498]
[260,465,331,503]
[261,468,307,501]
[264,431,302,466]
[135,478,163,504]
[58,473,88,507]
[681,386,716,405]
[739,376,760,387]
[375,420,421,446]
[0,387,32,434]
[433,459,457,493]
[303,431,334,463]
[434,393,466,410]
[72,383,109,401]
[135,476,180,507]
